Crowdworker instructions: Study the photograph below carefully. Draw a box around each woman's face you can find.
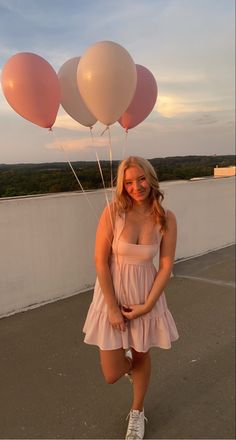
[124,166,151,203]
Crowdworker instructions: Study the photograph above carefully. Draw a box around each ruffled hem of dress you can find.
[83,304,179,352]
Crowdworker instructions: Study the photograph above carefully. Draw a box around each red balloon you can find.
[1,52,60,129]
[119,64,158,130]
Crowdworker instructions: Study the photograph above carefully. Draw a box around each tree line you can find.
[0,155,235,198]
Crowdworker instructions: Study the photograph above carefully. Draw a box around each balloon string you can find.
[100,125,115,225]
[61,144,113,248]
[95,151,109,203]
[98,128,126,305]
[107,126,116,221]
[122,129,129,159]
[90,126,94,143]
[49,131,120,283]
[100,125,109,137]
[100,126,113,191]
[89,126,114,233]
[50,130,99,220]
[91,126,111,215]
[95,143,126,305]
[111,129,128,306]
[51,132,125,303]
[95,151,114,234]
[62,145,99,220]
[107,126,114,192]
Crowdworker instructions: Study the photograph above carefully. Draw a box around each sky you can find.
[0,0,235,164]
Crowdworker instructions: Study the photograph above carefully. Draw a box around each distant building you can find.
[214,166,236,177]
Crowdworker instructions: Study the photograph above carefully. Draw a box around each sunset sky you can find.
[0,0,235,164]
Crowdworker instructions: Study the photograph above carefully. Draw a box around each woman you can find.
[83,156,179,439]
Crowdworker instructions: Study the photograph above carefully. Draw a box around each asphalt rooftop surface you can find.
[0,245,235,440]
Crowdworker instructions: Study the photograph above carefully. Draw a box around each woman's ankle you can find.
[131,405,144,412]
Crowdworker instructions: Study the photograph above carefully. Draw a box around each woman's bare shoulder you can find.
[163,208,177,234]
[165,209,176,221]
[99,201,117,226]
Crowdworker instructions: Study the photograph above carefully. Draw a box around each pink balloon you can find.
[58,57,97,127]
[119,64,158,130]
[1,52,60,129]
[77,41,137,126]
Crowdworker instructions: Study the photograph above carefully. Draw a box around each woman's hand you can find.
[121,304,148,320]
[108,306,126,331]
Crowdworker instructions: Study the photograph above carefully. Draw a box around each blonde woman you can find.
[83,156,179,439]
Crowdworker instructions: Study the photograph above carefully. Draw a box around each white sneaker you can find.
[125,349,133,384]
[125,408,147,439]
[125,349,133,360]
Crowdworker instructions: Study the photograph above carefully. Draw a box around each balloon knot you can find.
[48,127,53,132]
[100,126,109,136]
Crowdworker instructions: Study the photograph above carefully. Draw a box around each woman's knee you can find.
[99,348,126,384]
[102,369,121,384]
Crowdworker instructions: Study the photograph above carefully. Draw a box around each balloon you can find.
[77,41,137,126]
[58,57,97,128]
[1,52,60,129]
[119,64,158,130]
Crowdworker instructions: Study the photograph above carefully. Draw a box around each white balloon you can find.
[58,57,97,127]
[77,41,137,126]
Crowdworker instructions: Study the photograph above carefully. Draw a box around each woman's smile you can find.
[124,166,151,203]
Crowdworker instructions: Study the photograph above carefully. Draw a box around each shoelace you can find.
[126,411,148,423]
[126,411,148,438]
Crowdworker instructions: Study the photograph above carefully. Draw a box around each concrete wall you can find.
[0,177,235,317]
[161,177,235,260]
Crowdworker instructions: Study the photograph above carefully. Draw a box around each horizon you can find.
[0,153,235,167]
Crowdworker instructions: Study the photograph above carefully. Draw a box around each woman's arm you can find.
[122,209,177,320]
[144,209,177,312]
[95,204,126,331]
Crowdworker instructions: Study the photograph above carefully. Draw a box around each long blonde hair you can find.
[115,156,167,231]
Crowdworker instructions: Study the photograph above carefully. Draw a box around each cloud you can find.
[156,95,208,118]
[156,94,234,120]
[46,135,116,152]
[193,113,218,125]
[54,113,92,132]
[156,95,189,118]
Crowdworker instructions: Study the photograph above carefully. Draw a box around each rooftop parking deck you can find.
[0,245,235,439]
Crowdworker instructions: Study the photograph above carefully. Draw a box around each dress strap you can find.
[113,212,125,245]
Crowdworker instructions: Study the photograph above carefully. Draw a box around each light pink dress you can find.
[83,212,179,352]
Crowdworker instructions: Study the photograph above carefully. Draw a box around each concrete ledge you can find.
[0,177,235,318]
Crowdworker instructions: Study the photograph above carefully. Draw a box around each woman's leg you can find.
[130,349,151,411]
[99,348,132,384]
